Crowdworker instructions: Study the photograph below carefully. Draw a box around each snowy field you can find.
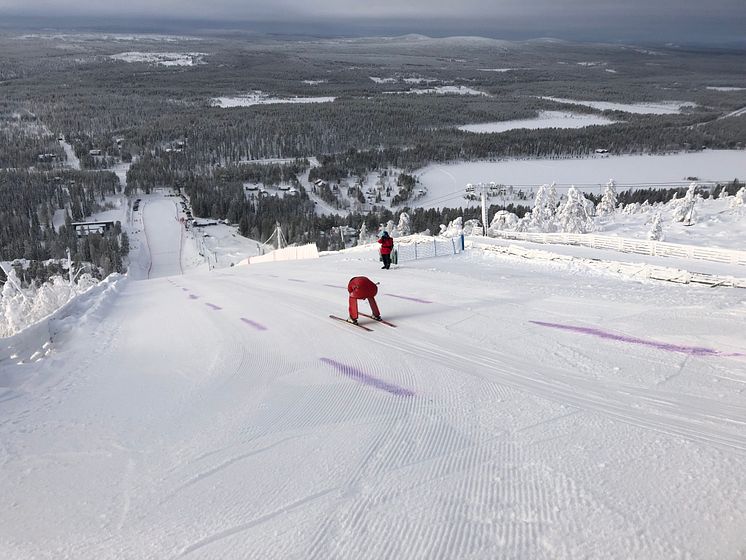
[457,111,615,133]
[414,150,746,208]
[707,86,746,92]
[109,52,207,66]
[211,92,335,108]
[386,85,487,96]
[1,190,745,558]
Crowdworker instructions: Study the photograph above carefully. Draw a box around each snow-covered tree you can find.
[488,210,520,233]
[648,212,664,241]
[357,222,369,246]
[730,186,746,209]
[0,270,98,337]
[673,182,698,224]
[461,219,482,236]
[597,179,618,216]
[396,212,411,236]
[556,186,594,233]
[530,182,558,232]
[439,217,463,237]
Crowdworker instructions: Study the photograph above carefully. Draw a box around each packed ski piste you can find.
[1,190,746,559]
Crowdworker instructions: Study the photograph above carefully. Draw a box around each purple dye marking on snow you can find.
[240,317,267,331]
[530,320,744,357]
[320,358,415,397]
[189,294,199,300]
[205,303,222,310]
[385,293,433,304]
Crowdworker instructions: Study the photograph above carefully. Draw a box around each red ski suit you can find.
[347,276,380,320]
[378,236,394,255]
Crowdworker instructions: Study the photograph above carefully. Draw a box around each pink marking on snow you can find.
[240,318,267,331]
[320,358,415,397]
[530,320,745,357]
[205,303,222,311]
[385,293,433,304]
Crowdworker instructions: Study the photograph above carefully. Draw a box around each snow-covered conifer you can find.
[673,182,698,224]
[440,217,464,237]
[730,186,746,209]
[488,210,520,233]
[530,182,558,232]
[461,219,481,236]
[397,212,411,236]
[648,212,664,241]
[358,222,369,246]
[556,186,594,233]
[597,179,618,216]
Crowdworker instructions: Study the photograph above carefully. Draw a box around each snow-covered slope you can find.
[1,196,745,559]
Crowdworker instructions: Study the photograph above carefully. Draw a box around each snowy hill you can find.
[1,194,745,559]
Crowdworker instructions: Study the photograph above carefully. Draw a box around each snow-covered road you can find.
[1,209,745,558]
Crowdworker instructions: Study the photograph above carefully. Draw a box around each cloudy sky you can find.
[1,0,744,44]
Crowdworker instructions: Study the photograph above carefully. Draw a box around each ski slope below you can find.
[1,207,746,558]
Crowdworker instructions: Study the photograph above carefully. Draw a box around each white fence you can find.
[244,243,319,265]
[472,242,746,289]
[485,231,746,267]
[395,235,465,264]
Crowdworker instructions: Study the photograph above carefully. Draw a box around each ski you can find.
[329,315,374,331]
[359,313,397,327]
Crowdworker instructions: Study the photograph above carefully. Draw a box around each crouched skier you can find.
[347,276,382,325]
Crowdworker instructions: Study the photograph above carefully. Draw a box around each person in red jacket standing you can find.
[347,276,382,325]
[378,231,394,269]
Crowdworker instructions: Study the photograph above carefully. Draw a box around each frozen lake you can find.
[458,111,615,133]
[542,97,695,114]
[414,150,746,207]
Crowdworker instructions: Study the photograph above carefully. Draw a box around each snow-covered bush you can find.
[461,219,482,236]
[730,187,746,209]
[439,217,464,237]
[556,186,595,234]
[648,212,664,241]
[622,202,642,214]
[0,270,99,337]
[488,210,520,233]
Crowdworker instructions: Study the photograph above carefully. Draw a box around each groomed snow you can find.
[457,110,616,133]
[1,198,745,558]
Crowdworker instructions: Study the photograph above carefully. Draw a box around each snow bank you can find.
[0,274,124,390]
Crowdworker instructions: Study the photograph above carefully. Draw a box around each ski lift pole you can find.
[480,183,489,236]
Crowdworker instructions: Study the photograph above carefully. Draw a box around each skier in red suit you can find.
[347,276,382,325]
[378,231,394,269]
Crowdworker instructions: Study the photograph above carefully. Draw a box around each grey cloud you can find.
[0,0,743,44]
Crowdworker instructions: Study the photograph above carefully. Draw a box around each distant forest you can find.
[1,32,745,265]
